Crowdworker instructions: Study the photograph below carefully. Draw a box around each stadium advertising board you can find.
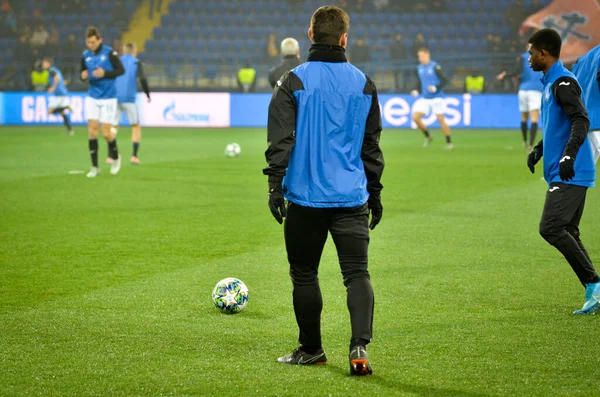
[138,93,231,127]
[0,92,231,127]
[229,93,523,129]
[1,92,522,129]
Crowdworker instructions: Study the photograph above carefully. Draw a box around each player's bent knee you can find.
[539,224,562,244]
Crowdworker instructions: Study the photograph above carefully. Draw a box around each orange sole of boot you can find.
[350,359,372,376]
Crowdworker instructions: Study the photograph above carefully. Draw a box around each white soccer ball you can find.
[224,142,242,157]
[212,277,249,314]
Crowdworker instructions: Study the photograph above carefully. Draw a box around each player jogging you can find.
[264,6,384,375]
[81,26,125,178]
[42,57,74,136]
[411,47,453,150]
[497,47,544,150]
[526,29,599,315]
[572,44,600,163]
[109,42,151,165]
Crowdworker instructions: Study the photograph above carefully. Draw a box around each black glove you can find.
[367,195,383,230]
[559,155,575,181]
[268,179,286,224]
[527,146,543,174]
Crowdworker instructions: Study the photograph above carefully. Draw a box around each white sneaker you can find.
[445,143,455,150]
[423,136,433,148]
[110,155,121,175]
[87,167,100,178]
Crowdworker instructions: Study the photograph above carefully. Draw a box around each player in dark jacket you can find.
[268,37,302,89]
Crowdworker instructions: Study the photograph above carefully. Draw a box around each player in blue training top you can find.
[573,44,600,163]
[497,46,544,150]
[411,47,453,150]
[264,5,383,376]
[42,57,74,136]
[80,26,125,178]
[109,42,151,165]
[526,29,599,315]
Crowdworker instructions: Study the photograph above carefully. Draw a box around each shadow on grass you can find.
[323,364,490,397]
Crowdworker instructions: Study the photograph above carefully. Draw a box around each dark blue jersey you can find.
[519,53,544,92]
[81,45,125,99]
[417,61,446,99]
[116,54,139,103]
[541,61,595,187]
[573,45,600,131]
[48,66,68,96]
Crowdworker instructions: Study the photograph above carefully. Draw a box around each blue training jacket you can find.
[541,61,595,187]
[48,66,68,96]
[82,45,124,99]
[116,53,139,103]
[418,61,444,99]
[573,45,600,131]
[263,44,384,208]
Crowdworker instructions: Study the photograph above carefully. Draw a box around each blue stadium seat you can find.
[156,40,168,53]
[398,14,411,26]
[473,26,487,38]
[432,25,446,37]
[412,13,425,25]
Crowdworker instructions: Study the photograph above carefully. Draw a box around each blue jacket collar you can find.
[541,60,563,86]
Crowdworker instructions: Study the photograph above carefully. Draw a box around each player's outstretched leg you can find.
[330,205,374,376]
[102,123,121,175]
[520,112,529,149]
[51,107,74,136]
[60,109,74,136]
[106,126,119,164]
[131,123,141,164]
[278,203,329,365]
[539,185,600,314]
[438,114,453,150]
[529,110,540,151]
[413,112,432,147]
[87,119,100,178]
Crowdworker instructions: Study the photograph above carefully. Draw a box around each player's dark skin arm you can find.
[137,61,151,98]
[263,70,301,182]
[554,76,590,158]
[102,51,125,78]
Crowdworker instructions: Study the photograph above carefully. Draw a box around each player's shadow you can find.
[324,364,490,397]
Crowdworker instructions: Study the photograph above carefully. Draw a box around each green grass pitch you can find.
[1,126,599,396]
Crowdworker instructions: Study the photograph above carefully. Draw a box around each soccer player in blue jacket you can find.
[573,44,600,163]
[497,47,544,150]
[42,57,74,136]
[526,29,600,315]
[264,6,384,375]
[80,26,125,178]
[110,42,151,165]
[411,47,453,150]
